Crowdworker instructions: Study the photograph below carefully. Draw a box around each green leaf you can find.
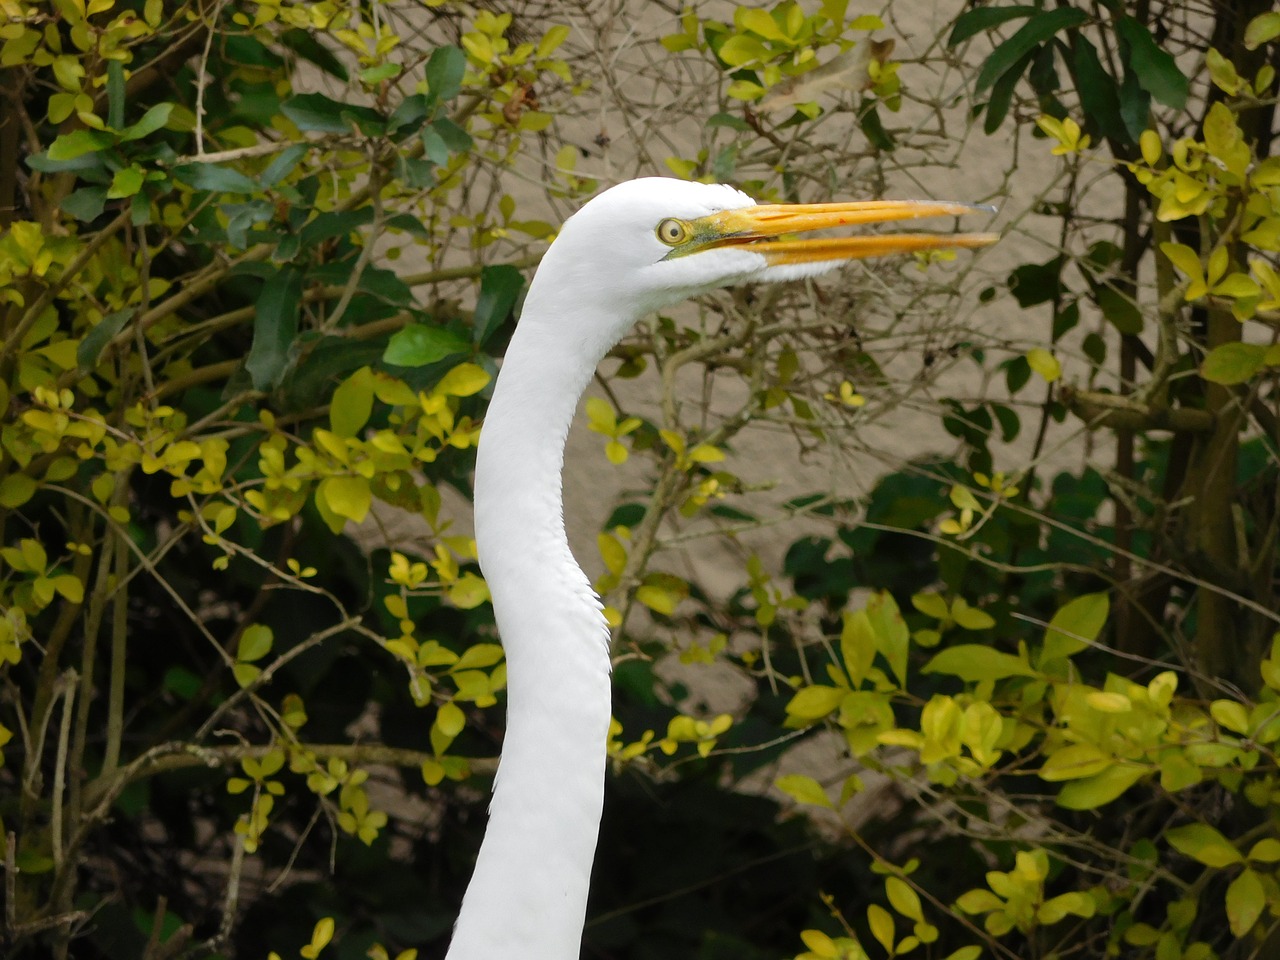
[383,324,470,368]
[1039,743,1112,782]
[238,624,273,662]
[119,102,174,142]
[330,366,375,437]
[47,128,114,161]
[947,5,1040,46]
[974,9,1089,95]
[106,165,145,199]
[172,162,260,195]
[1056,763,1146,809]
[473,264,525,346]
[776,773,832,807]
[1116,17,1188,109]
[77,308,132,369]
[1227,868,1265,937]
[922,644,1037,682]
[245,267,303,390]
[0,474,36,508]
[1201,342,1269,385]
[866,592,909,688]
[426,45,466,102]
[1041,592,1109,662]
[1166,823,1243,867]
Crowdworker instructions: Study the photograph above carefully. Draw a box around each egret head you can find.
[520,177,996,357]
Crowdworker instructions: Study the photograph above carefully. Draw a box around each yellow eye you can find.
[656,218,690,245]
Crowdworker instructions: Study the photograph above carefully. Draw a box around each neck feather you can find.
[446,302,619,960]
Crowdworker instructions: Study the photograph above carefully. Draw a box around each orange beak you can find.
[691,199,998,265]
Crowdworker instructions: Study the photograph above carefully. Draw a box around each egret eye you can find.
[656,218,690,246]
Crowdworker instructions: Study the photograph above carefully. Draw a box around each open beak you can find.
[694,199,998,265]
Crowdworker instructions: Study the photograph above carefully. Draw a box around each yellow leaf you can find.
[785,685,846,721]
[635,583,677,614]
[331,366,375,437]
[1026,347,1061,382]
[318,475,372,522]
[435,362,490,398]
[776,773,832,808]
[1227,868,1265,937]
[885,876,922,921]
[436,701,465,738]
[867,903,895,953]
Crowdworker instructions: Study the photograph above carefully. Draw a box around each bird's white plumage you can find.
[450,179,784,960]
[448,178,965,959]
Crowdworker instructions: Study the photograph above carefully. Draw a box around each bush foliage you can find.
[3,1,1280,959]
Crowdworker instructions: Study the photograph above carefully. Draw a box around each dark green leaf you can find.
[1072,38,1128,144]
[1052,300,1080,340]
[107,60,125,130]
[47,129,115,161]
[61,186,108,222]
[1082,332,1107,365]
[421,127,449,167]
[426,45,466,102]
[281,335,386,410]
[473,265,525,346]
[77,309,132,369]
[27,149,105,174]
[280,28,349,80]
[387,95,430,138]
[1116,16,1188,109]
[1008,255,1065,307]
[129,192,150,226]
[260,144,309,188]
[432,117,473,153]
[1096,286,1143,334]
[984,48,1035,132]
[1006,356,1031,394]
[1117,69,1151,143]
[975,9,1090,95]
[707,112,753,131]
[382,213,431,239]
[860,105,896,150]
[298,208,374,249]
[383,324,470,367]
[947,5,1040,46]
[992,403,1021,442]
[172,163,260,195]
[224,201,274,248]
[246,267,303,390]
[281,92,383,134]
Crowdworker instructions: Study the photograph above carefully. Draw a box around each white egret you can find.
[449,178,995,960]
